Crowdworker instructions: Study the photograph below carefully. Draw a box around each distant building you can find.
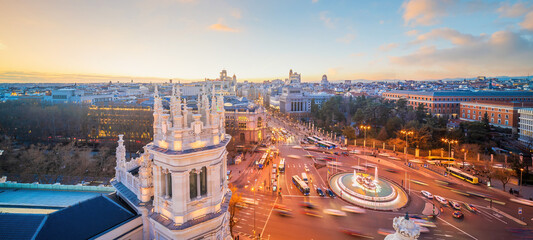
[46,88,114,105]
[460,101,533,133]
[519,108,533,146]
[321,75,329,85]
[224,96,267,149]
[286,69,301,85]
[383,90,533,117]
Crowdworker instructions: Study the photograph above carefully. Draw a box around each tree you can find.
[493,169,515,191]
[228,184,242,237]
[342,126,356,141]
[377,128,389,141]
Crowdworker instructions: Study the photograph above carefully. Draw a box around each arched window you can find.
[258,117,262,128]
[200,166,208,196]
[190,169,197,199]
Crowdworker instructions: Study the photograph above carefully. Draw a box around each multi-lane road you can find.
[230,117,533,239]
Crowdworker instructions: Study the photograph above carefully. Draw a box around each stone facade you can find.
[114,84,232,240]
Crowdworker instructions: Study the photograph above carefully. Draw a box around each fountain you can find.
[329,167,409,211]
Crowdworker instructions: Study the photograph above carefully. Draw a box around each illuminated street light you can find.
[441,138,458,158]
[400,130,414,165]
[360,125,371,155]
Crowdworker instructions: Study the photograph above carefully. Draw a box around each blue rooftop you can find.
[0,188,108,208]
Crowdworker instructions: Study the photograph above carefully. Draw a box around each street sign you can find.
[519,207,522,215]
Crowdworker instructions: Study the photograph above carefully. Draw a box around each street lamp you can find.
[360,125,371,155]
[441,138,458,158]
[520,168,524,195]
[251,187,256,238]
[400,130,414,165]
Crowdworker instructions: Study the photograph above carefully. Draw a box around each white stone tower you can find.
[113,84,232,240]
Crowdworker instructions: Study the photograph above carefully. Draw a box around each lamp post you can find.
[252,187,256,238]
[520,168,524,195]
[400,130,414,165]
[360,125,371,155]
[441,138,458,158]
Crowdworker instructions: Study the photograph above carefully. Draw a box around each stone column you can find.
[165,169,170,199]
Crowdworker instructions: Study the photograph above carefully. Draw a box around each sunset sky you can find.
[1,0,533,83]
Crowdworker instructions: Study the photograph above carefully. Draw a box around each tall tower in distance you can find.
[114,84,232,240]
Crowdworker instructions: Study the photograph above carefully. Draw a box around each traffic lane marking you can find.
[437,216,478,240]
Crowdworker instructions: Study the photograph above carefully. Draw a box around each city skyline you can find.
[1,0,533,83]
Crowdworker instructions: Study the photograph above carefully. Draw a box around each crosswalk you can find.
[233,190,277,238]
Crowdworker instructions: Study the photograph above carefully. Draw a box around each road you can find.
[229,116,533,239]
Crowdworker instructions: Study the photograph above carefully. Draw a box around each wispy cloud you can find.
[209,19,239,32]
[402,0,456,26]
[379,20,385,24]
[405,30,418,36]
[336,33,355,44]
[521,11,533,31]
[497,2,533,18]
[412,28,486,45]
[312,0,319,3]
[379,43,399,51]
[328,67,341,76]
[390,30,533,78]
[319,11,335,28]
[0,42,6,50]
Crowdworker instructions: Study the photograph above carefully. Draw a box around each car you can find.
[326,188,335,197]
[449,201,461,210]
[464,203,478,213]
[421,190,433,199]
[323,209,347,216]
[275,208,293,217]
[341,205,366,214]
[434,195,448,205]
[302,208,322,217]
[304,164,310,172]
[316,187,325,197]
[299,201,316,209]
[452,211,464,219]
[412,219,437,228]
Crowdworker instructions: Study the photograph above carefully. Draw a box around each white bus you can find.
[278,158,285,173]
[301,172,308,183]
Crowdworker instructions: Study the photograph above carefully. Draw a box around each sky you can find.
[1,0,533,83]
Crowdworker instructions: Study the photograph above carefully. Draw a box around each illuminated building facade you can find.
[383,90,533,117]
[224,99,267,147]
[113,85,231,240]
[87,105,153,150]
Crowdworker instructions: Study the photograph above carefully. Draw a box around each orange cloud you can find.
[402,0,455,26]
[520,11,533,31]
[209,19,239,32]
[413,28,485,45]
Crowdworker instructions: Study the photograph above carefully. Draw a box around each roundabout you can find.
[329,171,409,211]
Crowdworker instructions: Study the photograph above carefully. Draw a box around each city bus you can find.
[278,158,285,173]
[324,141,337,149]
[292,175,310,196]
[446,167,479,184]
[307,137,320,144]
[317,141,335,149]
[258,153,268,169]
[313,135,323,142]
[427,156,456,166]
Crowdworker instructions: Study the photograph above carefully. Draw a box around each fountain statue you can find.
[352,171,377,191]
[385,213,420,240]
